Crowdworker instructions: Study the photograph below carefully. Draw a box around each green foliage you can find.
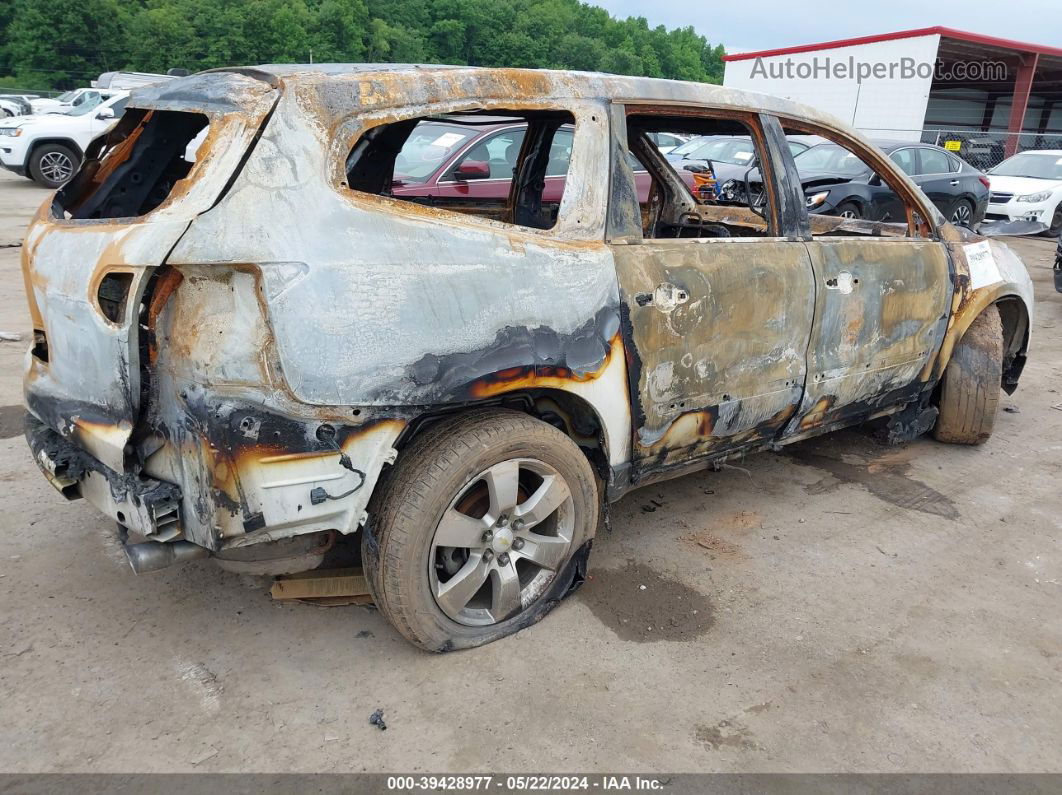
[0,0,725,90]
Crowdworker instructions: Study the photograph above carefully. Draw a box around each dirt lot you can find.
[0,168,1058,773]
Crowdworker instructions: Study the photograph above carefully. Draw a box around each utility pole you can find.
[309,48,314,64]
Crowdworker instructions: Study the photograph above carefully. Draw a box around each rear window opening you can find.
[57,109,210,220]
[343,109,576,231]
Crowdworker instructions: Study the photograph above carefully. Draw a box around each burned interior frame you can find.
[343,109,576,230]
[623,107,782,239]
[55,109,210,220]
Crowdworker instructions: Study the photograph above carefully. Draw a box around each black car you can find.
[795,140,990,226]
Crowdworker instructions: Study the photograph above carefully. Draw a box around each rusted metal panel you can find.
[151,85,631,544]
[22,81,278,473]
[788,238,953,433]
[614,239,816,473]
[928,226,1034,382]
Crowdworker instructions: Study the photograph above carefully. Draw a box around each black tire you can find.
[934,304,1003,445]
[363,409,598,652]
[835,201,862,220]
[28,143,79,188]
[1044,203,1062,238]
[950,199,974,228]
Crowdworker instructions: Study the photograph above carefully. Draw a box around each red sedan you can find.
[389,117,697,206]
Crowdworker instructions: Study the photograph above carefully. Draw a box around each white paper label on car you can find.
[964,241,1002,290]
[734,151,753,161]
[430,132,466,148]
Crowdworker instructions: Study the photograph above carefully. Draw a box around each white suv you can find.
[0,92,128,187]
[985,149,1062,236]
[29,88,118,115]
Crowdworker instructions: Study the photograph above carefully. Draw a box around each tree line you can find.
[0,0,725,90]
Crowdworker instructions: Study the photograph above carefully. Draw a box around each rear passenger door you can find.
[608,107,817,476]
[913,147,962,218]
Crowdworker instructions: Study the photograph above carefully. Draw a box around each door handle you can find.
[825,271,856,293]
[949,180,960,186]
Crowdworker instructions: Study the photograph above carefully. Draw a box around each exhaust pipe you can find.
[124,540,209,574]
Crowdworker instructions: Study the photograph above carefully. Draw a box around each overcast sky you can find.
[590,1,1062,53]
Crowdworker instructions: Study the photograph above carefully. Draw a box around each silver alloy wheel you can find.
[429,457,575,627]
[39,151,74,183]
[951,203,972,225]
[839,207,860,219]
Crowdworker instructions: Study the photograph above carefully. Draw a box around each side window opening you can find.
[57,108,210,220]
[444,127,526,181]
[784,124,932,239]
[624,113,776,240]
[345,110,576,231]
[919,147,954,175]
[889,148,918,176]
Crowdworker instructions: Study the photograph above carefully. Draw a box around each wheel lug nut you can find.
[512,519,524,531]
[482,531,494,542]
[498,553,510,566]
[483,550,494,562]
[497,514,509,527]
[512,538,525,550]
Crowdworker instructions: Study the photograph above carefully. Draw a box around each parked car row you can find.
[0,91,129,187]
[795,139,991,226]
[0,94,37,117]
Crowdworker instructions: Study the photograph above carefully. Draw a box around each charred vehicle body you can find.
[22,65,1033,651]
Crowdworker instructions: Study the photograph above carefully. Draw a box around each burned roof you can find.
[129,63,852,136]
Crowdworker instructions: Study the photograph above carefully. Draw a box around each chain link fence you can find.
[0,86,62,97]
[920,129,1062,171]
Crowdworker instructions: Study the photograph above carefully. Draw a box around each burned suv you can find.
[22,66,1033,651]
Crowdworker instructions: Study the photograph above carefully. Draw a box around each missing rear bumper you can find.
[25,413,183,541]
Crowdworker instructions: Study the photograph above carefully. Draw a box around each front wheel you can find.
[28,143,79,188]
[1044,203,1062,237]
[934,304,1003,445]
[363,409,599,651]
[834,201,862,220]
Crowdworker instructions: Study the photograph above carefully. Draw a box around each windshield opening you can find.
[390,122,477,184]
[68,95,115,117]
[990,152,1062,180]
[795,143,869,176]
[685,137,756,165]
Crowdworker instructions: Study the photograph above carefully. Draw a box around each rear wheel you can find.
[29,143,78,188]
[363,409,598,651]
[934,304,1003,445]
[950,199,974,227]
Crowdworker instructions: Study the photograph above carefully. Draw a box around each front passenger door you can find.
[785,128,953,434]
